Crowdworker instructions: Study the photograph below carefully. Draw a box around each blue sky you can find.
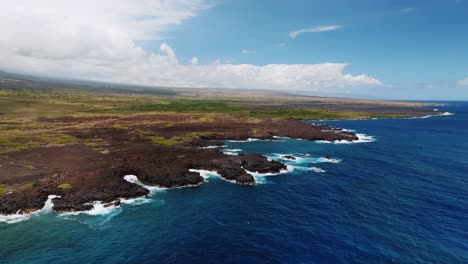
[1,0,467,99]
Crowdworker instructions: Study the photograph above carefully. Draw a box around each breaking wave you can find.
[222,148,243,155]
[267,153,341,164]
[0,195,60,224]
[411,112,454,119]
[316,133,375,144]
[123,175,165,193]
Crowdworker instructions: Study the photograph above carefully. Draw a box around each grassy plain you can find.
[0,85,431,154]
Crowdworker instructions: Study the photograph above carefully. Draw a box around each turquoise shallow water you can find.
[1,102,467,263]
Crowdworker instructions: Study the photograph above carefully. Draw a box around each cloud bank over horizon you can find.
[0,0,382,92]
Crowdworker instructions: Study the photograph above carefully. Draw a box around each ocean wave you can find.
[244,168,289,185]
[123,175,165,193]
[188,169,222,181]
[310,167,326,173]
[221,148,243,156]
[244,168,289,177]
[268,153,341,164]
[315,157,341,163]
[59,201,122,217]
[413,112,454,119]
[286,165,326,173]
[199,145,224,149]
[272,136,302,141]
[120,197,152,206]
[316,133,375,144]
[227,138,260,142]
[188,169,238,184]
[0,195,60,224]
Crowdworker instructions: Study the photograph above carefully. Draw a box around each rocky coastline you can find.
[0,114,358,216]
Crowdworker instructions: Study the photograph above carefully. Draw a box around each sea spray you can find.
[123,175,165,193]
[0,195,60,224]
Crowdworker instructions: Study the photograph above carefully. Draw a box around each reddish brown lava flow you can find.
[0,114,357,215]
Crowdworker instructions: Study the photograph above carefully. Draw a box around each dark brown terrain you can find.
[0,114,357,215]
[0,72,440,216]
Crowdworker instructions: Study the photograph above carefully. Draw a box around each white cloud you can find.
[0,1,381,92]
[289,25,343,38]
[457,78,468,87]
[160,43,178,63]
[241,49,256,54]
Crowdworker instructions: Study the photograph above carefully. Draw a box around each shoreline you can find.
[0,111,453,222]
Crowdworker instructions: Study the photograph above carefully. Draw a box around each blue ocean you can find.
[1,102,467,264]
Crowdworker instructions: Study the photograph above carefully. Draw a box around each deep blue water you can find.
[1,103,468,264]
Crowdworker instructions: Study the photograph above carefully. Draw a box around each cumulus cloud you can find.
[457,78,468,87]
[0,1,381,92]
[289,25,343,38]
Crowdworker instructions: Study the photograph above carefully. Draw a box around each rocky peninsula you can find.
[0,114,357,215]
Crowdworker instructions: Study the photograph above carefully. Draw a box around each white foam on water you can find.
[315,157,341,163]
[315,140,332,144]
[221,148,242,156]
[285,164,326,173]
[253,176,268,184]
[225,148,242,152]
[273,136,289,140]
[199,145,223,149]
[222,151,239,156]
[316,133,376,144]
[409,111,454,119]
[189,169,222,181]
[227,138,259,143]
[57,201,124,226]
[266,153,306,164]
[0,195,60,224]
[0,212,33,224]
[123,175,165,193]
[40,195,60,214]
[286,165,312,172]
[120,197,152,206]
[272,136,303,141]
[83,201,120,216]
[338,133,375,144]
[244,168,288,177]
[221,148,243,156]
[244,168,288,185]
[310,167,326,173]
[189,169,239,184]
[268,153,342,164]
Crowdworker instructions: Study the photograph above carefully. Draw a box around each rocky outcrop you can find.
[0,116,359,215]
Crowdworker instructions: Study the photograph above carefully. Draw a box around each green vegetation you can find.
[0,87,418,153]
[58,183,72,189]
[127,99,382,119]
[0,88,412,120]
[150,131,219,146]
[129,100,242,113]
[19,183,34,190]
[0,134,78,154]
[149,136,178,146]
[0,184,7,196]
